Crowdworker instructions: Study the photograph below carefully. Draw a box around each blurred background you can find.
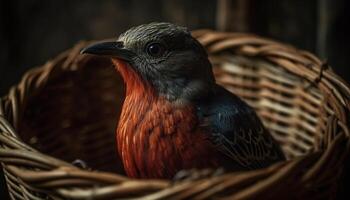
[0,0,349,97]
[0,0,349,199]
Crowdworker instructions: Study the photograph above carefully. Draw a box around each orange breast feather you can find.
[114,60,219,179]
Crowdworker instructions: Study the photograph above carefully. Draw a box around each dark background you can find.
[0,0,349,199]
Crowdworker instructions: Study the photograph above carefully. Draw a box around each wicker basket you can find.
[1,30,349,200]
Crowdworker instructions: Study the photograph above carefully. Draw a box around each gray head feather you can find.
[117,22,215,103]
[119,22,190,44]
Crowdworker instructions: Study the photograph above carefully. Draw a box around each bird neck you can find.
[112,59,155,98]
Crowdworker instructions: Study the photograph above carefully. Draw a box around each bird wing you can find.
[196,85,285,170]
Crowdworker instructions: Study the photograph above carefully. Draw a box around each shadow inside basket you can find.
[18,56,126,174]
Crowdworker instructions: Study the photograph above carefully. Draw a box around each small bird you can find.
[81,22,285,179]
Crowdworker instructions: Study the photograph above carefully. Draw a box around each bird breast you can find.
[116,94,219,179]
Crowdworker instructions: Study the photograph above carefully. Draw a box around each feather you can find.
[196,84,286,170]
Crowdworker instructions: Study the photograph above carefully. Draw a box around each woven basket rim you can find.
[0,29,349,199]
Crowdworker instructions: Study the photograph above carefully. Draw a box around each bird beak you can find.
[80,41,134,62]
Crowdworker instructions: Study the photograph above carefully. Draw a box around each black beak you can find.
[80,41,134,62]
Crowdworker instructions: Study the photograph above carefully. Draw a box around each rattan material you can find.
[0,30,349,200]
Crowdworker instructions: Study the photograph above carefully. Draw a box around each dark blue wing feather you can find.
[196,84,285,170]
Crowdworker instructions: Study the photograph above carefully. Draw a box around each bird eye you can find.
[146,43,165,57]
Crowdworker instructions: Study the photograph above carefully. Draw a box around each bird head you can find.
[81,22,215,103]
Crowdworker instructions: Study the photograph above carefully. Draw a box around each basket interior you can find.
[17,54,325,173]
[212,55,325,158]
[19,57,126,173]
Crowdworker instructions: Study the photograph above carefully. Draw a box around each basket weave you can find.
[1,30,349,200]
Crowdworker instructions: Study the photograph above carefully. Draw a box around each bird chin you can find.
[110,58,146,90]
[111,58,138,77]
[111,58,129,71]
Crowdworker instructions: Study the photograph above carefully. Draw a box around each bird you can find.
[81,22,286,179]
